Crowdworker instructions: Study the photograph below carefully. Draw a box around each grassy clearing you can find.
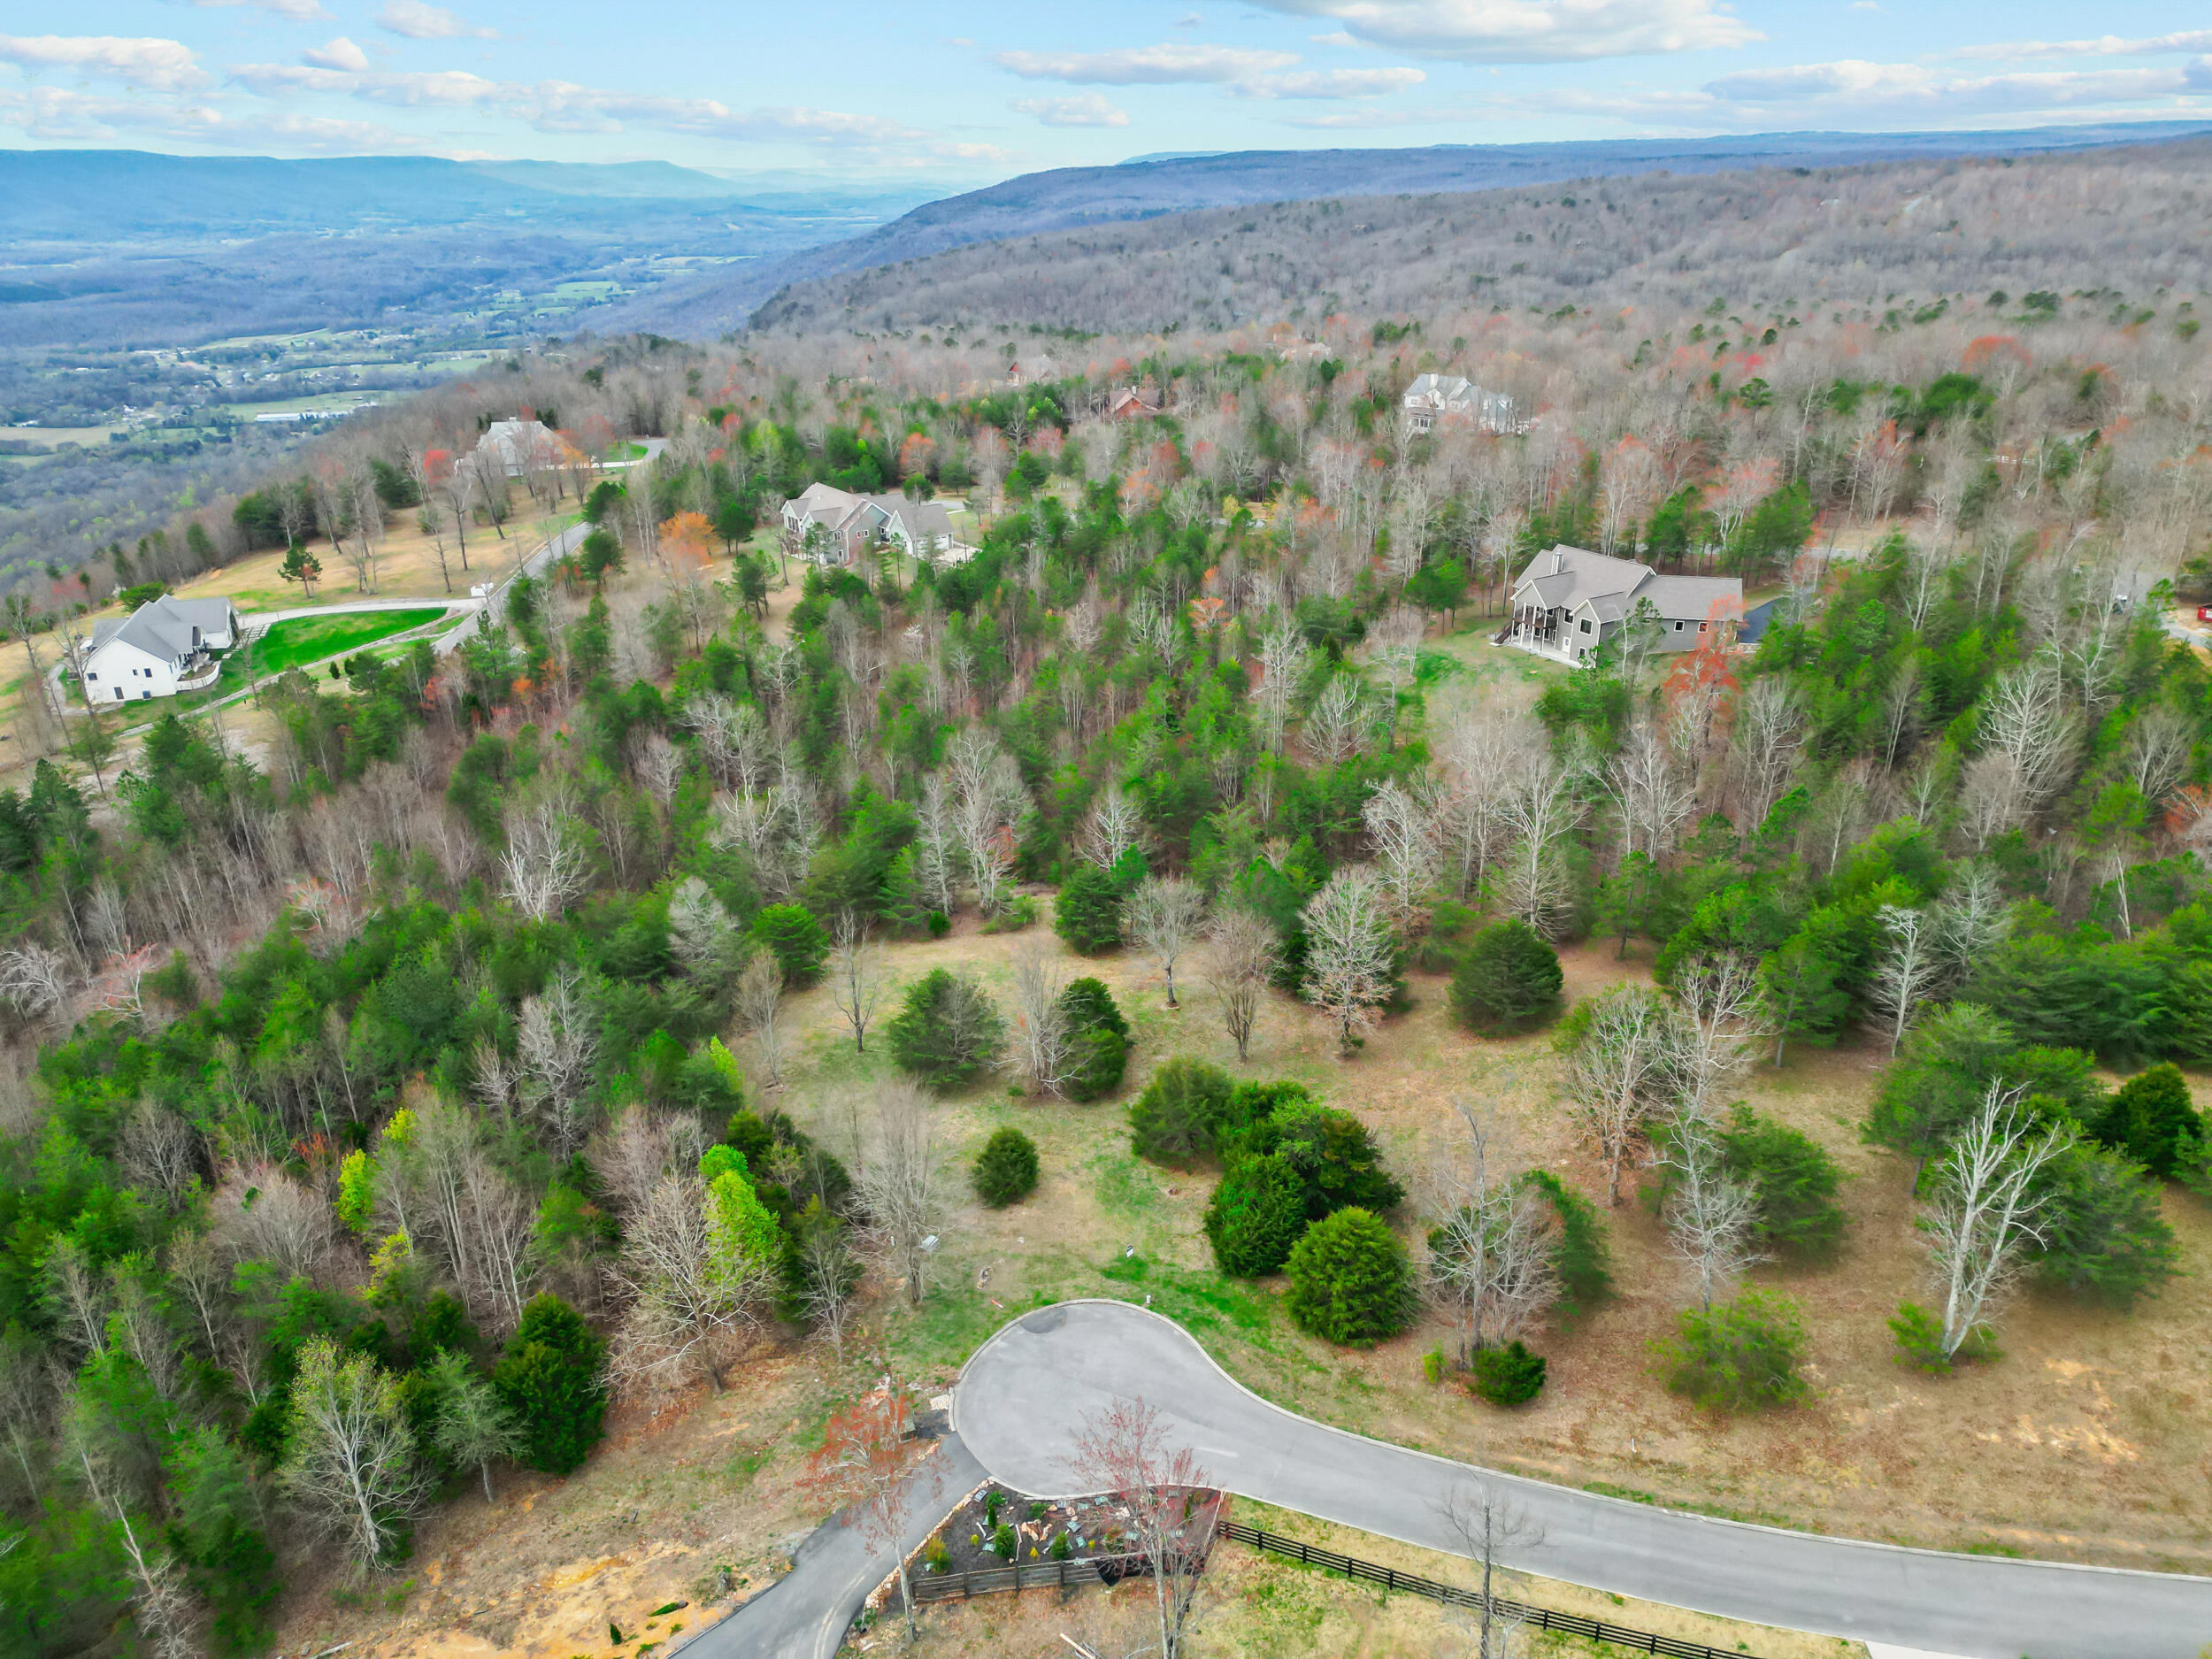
[237,608,448,676]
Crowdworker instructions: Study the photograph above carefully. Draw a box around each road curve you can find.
[680,1432,984,1659]
[954,1300,2212,1659]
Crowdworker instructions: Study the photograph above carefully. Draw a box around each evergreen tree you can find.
[1448,918,1564,1033]
[1284,1209,1415,1347]
[493,1294,607,1476]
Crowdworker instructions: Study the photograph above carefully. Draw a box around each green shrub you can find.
[1049,1530,1071,1560]
[1128,1057,1240,1166]
[887,969,1006,1091]
[1284,1208,1415,1348]
[924,1537,951,1573]
[1202,1155,1308,1276]
[1522,1170,1613,1319]
[1421,1347,1446,1385]
[1448,919,1564,1033]
[972,1127,1041,1208]
[1887,1302,1951,1373]
[1231,1098,1403,1219]
[1652,1289,1810,1412]
[1717,1108,1847,1258]
[2034,1142,2179,1307]
[1054,863,1126,954]
[1470,1340,1548,1406]
[992,1523,1017,1560]
[492,1294,607,1473]
[1058,978,1131,1102]
[2095,1063,2202,1178]
[981,894,1038,934]
[749,903,829,986]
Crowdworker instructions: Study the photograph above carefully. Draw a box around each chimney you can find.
[1551,548,1567,575]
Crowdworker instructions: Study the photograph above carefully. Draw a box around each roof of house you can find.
[1514,546,1742,622]
[478,419,558,466]
[1404,373,1474,404]
[89,595,237,661]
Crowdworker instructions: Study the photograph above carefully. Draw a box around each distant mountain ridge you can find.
[603,119,2212,339]
[0,150,943,240]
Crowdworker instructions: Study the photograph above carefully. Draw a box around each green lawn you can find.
[230,608,448,679]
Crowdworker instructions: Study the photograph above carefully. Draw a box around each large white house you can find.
[471,418,562,479]
[780,483,976,567]
[1402,373,1521,436]
[81,595,241,701]
[1502,546,1741,665]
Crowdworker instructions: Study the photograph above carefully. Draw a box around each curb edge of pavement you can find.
[950,1297,2212,1588]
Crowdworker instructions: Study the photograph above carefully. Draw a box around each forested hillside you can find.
[751,135,2212,337]
[1,184,2209,1654]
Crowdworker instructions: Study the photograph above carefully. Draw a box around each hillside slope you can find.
[607,121,2212,338]
[746,134,2212,336]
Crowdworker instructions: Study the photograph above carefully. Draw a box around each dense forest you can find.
[0,169,2208,1654]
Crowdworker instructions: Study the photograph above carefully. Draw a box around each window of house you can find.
[1578,618,1592,634]
[1673,619,1684,631]
[1698,621,1708,633]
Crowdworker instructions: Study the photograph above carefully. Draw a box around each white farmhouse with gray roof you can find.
[1502,545,1740,665]
[81,595,240,702]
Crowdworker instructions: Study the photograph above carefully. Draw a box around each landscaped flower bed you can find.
[916,1483,1141,1578]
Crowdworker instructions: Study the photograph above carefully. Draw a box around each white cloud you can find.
[302,36,371,72]
[0,33,207,90]
[1243,1,1759,64]
[191,0,334,20]
[1012,93,1132,127]
[223,58,1012,160]
[1235,65,1426,97]
[1175,12,1204,25]
[1955,31,2212,61]
[1532,56,2212,128]
[1849,2,1881,11]
[0,82,468,153]
[373,1,495,42]
[993,43,1300,84]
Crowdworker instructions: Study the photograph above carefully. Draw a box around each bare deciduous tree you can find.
[501,792,592,922]
[1727,678,1805,829]
[1125,874,1207,1009]
[1078,783,1147,870]
[605,1169,777,1395]
[1068,1397,1222,1659]
[1362,778,1440,923]
[1495,746,1589,940]
[1424,1105,1560,1366]
[1008,942,1073,1097]
[1436,1479,1545,1659]
[733,949,787,1090]
[1870,904,1937,1056]
[1300,865,1396,1055]
[825,911,888,1052]
[518,970,601,1155]
[1669,954,1768,1121]
[853,1078,951,1309]
[1606,717,1695,864]
[279,1338,430,1571]
[1203,906,1280,1063]
[1658,1113,1763,1312]
[1563,986,1679,1206]
[1919,1085,2075,1360]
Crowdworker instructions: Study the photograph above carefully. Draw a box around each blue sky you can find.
[4,3,2210,184]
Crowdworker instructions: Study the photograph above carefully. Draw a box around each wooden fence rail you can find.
[1217,1521,1771,1659]
[906,1522,1771,1659]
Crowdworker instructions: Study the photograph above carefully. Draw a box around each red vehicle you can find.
[2199,603,2212,623]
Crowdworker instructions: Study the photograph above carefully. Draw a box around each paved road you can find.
[681,1433,983,1659]
[434,518,588,652]
[954,1302,2212,1659]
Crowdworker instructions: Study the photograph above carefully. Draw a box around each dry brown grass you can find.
[755,910,2212,1577]
[900,1496,1868,1658]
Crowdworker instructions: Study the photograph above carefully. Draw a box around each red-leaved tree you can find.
[1068,1397,1222,1659]
[801,1381,941,1643]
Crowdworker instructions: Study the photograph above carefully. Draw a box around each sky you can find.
[3,2,2211,186]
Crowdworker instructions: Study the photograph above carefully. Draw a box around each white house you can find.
[81,595,240,702]
[1502,546,1741,665]
[472,418,561,479]
[780,483,975,568]
[1402,373,1521,436]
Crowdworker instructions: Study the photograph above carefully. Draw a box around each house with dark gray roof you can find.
[780,483,976,568]
[1502,546,1741,665]
[82,595,240,701]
